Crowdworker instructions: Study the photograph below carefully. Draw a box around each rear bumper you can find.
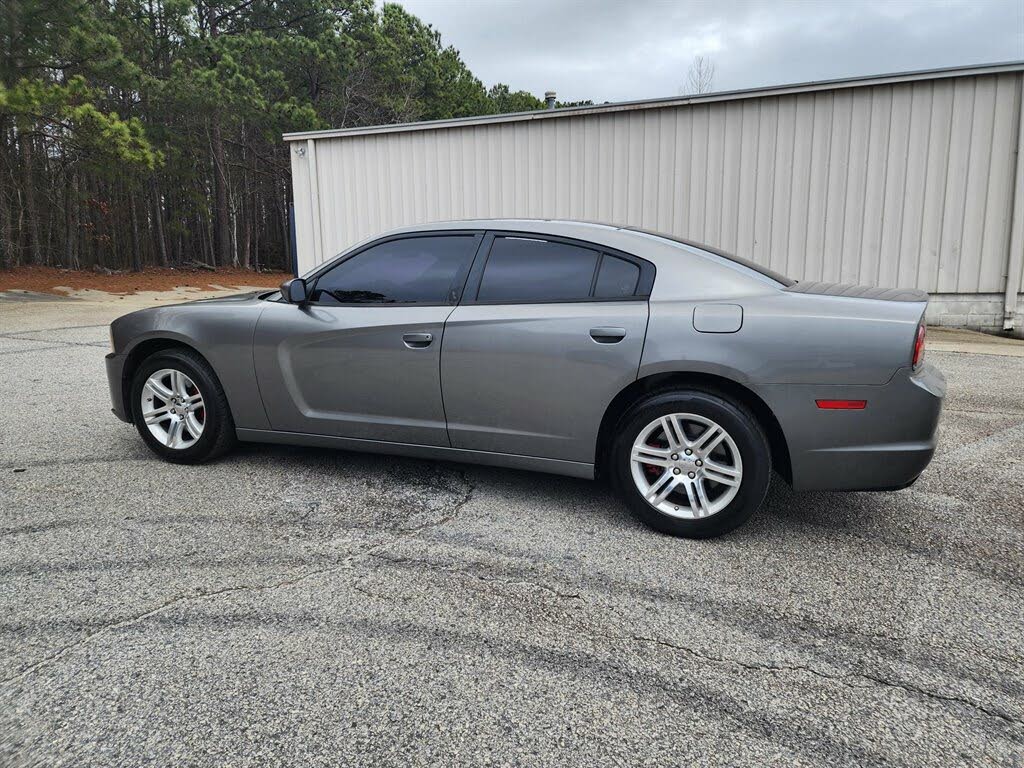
[763,363,945,492]
[106,352,131,423]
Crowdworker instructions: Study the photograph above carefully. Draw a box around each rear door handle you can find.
[402,332,434,349]
[590,327,627,344]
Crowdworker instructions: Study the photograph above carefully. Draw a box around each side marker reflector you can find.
[816,399,867,410]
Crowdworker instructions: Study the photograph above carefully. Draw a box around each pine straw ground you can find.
[0,266,292,296]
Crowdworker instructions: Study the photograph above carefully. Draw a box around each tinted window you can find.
[311,236,477,304]
[477,237,599,302]
[593,255,640,298]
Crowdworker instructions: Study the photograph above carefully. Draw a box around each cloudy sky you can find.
[396,0,1024,103]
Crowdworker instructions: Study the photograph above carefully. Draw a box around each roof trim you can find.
[283,60,1024,142]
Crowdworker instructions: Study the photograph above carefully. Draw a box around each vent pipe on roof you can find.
[544,91,556,109]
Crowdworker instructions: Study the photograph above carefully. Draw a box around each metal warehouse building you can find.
[285,61,1024,335]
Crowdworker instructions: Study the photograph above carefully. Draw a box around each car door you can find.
[441,232,653,464]
[253,232,481,446]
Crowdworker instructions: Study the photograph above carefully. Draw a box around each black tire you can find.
[129,347,236,464]
[610,389,771,539]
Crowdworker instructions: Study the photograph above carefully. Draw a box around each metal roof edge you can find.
[283,60,1024,142]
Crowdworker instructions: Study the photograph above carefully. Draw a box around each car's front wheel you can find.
[129,347,236,464]
[611,389,771,538]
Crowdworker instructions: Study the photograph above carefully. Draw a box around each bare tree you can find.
[684,56,716,94]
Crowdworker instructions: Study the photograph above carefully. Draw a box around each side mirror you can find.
[280,277,308,304]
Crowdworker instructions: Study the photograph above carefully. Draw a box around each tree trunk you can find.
[0,123,13,269]
[19,132,42,265]
[210,120,231,267]
[151,177,168,267]
[241,157,252,269]
[279,182,291,274]
[128,190,142,272]
[252,182,261,272]
[204,210,215,267]
[64,169,78,268]
[0,184,11,270]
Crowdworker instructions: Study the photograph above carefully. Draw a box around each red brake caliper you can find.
[643,436,668,480]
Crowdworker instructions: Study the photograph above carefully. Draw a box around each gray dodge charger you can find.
[106,219,945,538]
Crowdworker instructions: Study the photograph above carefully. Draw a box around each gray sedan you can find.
[106,219,945,538]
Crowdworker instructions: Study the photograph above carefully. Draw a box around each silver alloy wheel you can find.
[630,413,743,519]
[141,368,206,449]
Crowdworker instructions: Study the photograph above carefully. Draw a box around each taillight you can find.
[912,322,926,368]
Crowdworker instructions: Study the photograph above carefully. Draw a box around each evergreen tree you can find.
[0,0,570,272]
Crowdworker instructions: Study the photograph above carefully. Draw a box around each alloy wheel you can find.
[629,412,743,519]
[140,368,206,449]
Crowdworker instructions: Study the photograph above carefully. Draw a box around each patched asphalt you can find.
[1,298,1022,767]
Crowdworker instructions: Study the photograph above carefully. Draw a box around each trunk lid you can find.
[784,280,928,303]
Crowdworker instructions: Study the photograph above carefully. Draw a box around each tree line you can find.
[0,1,573,273]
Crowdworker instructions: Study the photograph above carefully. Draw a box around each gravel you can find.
[1,298,1022,767]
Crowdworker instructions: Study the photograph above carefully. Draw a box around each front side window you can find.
[311,235,478,305]
[476,237,601,302]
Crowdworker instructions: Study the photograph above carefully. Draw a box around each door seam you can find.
[438,305,460,448]
[250,303,275,430]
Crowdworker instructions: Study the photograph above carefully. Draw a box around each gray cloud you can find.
[394,0,1024,101]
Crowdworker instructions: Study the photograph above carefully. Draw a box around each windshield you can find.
[624,227,796,287]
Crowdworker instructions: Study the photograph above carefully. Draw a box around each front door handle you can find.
[402,332,434,349]
[590,327,627,344]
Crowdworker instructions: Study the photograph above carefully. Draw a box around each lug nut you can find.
[671,453,679,460]
[672,468,681,475]
[684,449,692,456]
[695,460,703,467]
[688,471,696,479]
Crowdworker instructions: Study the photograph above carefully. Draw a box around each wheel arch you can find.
[596,371,792,485]
[120,337,223,424]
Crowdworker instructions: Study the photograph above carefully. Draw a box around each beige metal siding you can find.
[291,71,1023,300]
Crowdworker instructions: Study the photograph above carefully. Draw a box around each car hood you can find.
[187,290,268,304]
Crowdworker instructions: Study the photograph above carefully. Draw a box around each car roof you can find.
[385,218,794,287]
[388,218,619,237]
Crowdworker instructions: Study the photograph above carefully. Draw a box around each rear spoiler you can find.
[784,281,928,303]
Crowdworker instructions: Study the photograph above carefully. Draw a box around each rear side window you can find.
[593,255,640,298]
[311,235,477,304]
[477,237,600,302]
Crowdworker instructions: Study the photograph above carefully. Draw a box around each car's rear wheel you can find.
[129,348,236,464]
[611,390,771,538]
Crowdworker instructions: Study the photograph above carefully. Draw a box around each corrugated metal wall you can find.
[290,70,1024,302]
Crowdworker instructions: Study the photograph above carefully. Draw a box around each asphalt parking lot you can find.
[1,294,1022,767]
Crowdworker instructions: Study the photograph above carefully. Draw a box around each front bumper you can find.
[106,352,131,423]
[763,363,946,492]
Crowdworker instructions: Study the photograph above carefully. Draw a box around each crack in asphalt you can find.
[364,551,585,601]
[1,564,362,687]
[1,473,477,689]
[1,456,149,472]
[2,324,109,334]
[356,544,1024,670]
[616,634,1023,730]
[399,470,476,534]
[0,330,108,353]
[351,548,1023,731]
[0,345,91,357]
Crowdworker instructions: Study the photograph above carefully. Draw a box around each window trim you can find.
[305,230,485,307]
[461,230,656,306]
